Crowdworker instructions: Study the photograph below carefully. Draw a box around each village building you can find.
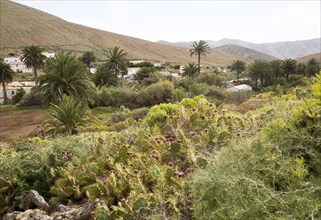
[0,81,36,104]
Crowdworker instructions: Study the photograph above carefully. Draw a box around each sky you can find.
[12,0,321,44]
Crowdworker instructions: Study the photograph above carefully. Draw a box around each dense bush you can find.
[12,88,26,104]
[195,71,224,86]
[94,86,138,107]
[17,90,48,107]
[138,80,175,106]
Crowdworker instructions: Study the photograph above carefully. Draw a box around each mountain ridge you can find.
[157,37,321,59]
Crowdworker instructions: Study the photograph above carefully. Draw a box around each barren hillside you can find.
[0,0,234,66]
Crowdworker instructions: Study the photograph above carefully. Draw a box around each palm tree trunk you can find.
[33,65,38,85]
[2,81,8,103]
[198,52,201,74]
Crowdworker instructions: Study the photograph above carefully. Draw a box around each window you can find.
[16,64,18,67]
[12,91,15,95]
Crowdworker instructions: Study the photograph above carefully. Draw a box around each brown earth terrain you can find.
[0,0,234,66]
[0,106,49,142]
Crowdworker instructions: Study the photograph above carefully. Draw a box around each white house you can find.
[226,84,252,92]
[4,57,33,73]
[0,81,35,104]
[41,52,55,58]
[4,51,55,73]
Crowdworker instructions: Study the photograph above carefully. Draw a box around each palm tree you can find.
[21,45,46,85]
[282,59,297,81]
[38,51,95,104]
[248,60,272,90]
[0,61,14,103]
[189,40,211,74]
[79,51,96,72]
[43,95,95,136]
[230,60,246,82]
[93,63,118,88]
[183,63,198,78]
[105,47,129,77]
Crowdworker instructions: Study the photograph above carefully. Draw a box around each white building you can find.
[226,84,252,92]
[129,59,145,65]
[0,81,35,104]
[42,52,55,58]
[4,57,32,73]
[4,52,55,73]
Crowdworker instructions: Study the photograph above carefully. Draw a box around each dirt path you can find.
[0,106,50,142]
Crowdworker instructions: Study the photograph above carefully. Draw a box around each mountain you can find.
[296,52,321,64]
[157,38,321,59]
[0,0,234,66]
[211,44,278,62]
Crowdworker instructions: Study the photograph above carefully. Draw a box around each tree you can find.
[230,60,246,82]
[43,95,95,136]
[270,60,283,81]
[282,59,297,81]
[105,47,129,77]
[189,40,211,74]
[248,60,272,90]
[0,61,14,103]
[306,58,320,77]
[93,63,118,88]
[182,63,198,78]
[79,51,96,72]
[38,51,95,104]
[134,67,155,83]
[296,63,306,75]
[21,45,46,85]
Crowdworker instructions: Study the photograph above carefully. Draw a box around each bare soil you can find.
[0,106,49,143]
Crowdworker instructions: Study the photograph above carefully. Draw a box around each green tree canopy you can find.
[105,47,129,77]
[38,51,95,104]
[21,45,46,85]
[306,58,320,77]
[43,95,95,137]
[79,51,96,71]
[248,60,272,90]
[230,60,246,82]
[189,40,211,74]
[282,58,297,81]
[93,63,118,88]
[182,63,198,78]
[0,61,14,103]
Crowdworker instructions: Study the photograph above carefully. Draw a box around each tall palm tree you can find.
[230,60,246,82]
[38,51,95,104]
[189,40,211,74]
[43,95,95,137]
[0,61,14,103]
[105,47,129,77]
[282,59,297,81]
[21,45,46,85]
[183,63,198,78]
[79,51,96,72]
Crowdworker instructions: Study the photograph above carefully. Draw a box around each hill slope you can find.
[158,38,321,59]
[296,52,321,64]
[0,0,234,66]
[212,44,278,62]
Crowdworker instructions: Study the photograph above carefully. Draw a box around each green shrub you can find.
[95,87,138,107]
[12,88,26,104]
[207,85,227,101]
[138,80,175,106]
[17,91,48,107]
[195,72,224,86]
[191,139,321,219]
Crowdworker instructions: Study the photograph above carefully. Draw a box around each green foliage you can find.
[0,61,14,103]
[190,40,211,73]
[12,88,26,104]
[93,63,118,88]
[79,51,96,70]
[230,59,246,81]
[104,47,129,77]
[39,51,96,104]
[17,90,48,107]
[195,71,224,86]
[43,95,95,136]
[21,45,46,84]
[138,80,175,106]
[134,66,156,82]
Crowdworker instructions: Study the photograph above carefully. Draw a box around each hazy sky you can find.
[12,0,321,43]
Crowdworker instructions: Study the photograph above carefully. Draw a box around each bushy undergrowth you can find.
[2,73,321,219]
